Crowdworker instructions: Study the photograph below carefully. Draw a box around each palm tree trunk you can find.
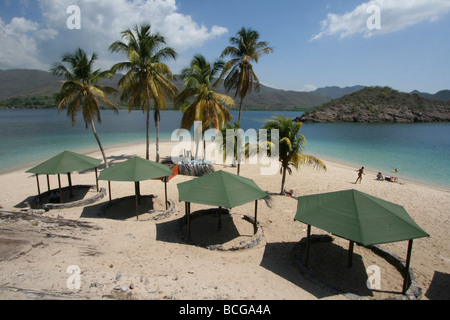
[90,119,109,168]
[237,96,244,125]
[155,108,160,163]
[280,165,287,195]
[146,108,150,160]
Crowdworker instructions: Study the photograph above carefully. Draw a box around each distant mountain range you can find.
[0,69,328,110]
[0,69,449,110]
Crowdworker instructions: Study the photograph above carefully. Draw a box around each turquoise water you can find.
[1,109,449,188]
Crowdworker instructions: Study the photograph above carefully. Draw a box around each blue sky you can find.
[1,0,449,93]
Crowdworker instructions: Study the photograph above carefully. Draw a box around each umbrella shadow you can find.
[81,195,157,221]
[17,185,91,209]
[156,209,247,249]
[259,242,336,299]
[260,239,376,298]
[425,271,450,300]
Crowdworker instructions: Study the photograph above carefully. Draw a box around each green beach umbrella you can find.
[177,170,268,238]
[98,157,174,219]
[295,189,429,294]
[26,151,102,202]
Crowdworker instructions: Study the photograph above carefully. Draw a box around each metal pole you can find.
[46,175,51,192]
[35,174,42,202]
[135,182,140,221]
[403,240,414,295]
[67,173,73,198]
[348,241,355,268]
[108,181,112,202]
[164,180,168,210]
[188,202,191,240]
[218,206,222,230]
[254,200,258,235]
[95,168,99,192]
[57,174,63,203]
[305,224,311,267]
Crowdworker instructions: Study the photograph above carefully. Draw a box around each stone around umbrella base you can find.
[31,185,106,211]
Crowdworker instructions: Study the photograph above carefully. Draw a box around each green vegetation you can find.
[299,86,450,123]
[263,115,327,194]
[50,48,119,168]
[0,95,57,109]
[221,27,274,125]
[109,24,179,162]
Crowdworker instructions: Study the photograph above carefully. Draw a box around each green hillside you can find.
[0,69,327,111]
[296,86,450,123]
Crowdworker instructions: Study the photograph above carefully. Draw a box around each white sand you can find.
[0,141,449,300]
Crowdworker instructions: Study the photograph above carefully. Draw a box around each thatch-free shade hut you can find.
[177,170,268,240]
[98,157,174,220]
[295,189,430,294]
[26,151,102,203]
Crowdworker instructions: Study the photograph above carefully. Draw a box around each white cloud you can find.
[0,17,47,69]
[311,0,450,40]
[0,0,228,70]
[301,84,318,92]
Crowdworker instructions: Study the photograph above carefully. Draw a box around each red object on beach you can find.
[154,164,179,182]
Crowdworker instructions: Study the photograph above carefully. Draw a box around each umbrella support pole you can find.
[57,174,63,203]
[67,173,73,198]
[46,175,51,192]
[164,180,168,210]
[254,200,258,235]
[402,240,413,295]
[305,224,311,267]
[135,182,140,221]
[108,181,112,202]
[95,168,99,192]
[185,202,191,240]
[35,174,42,203]
[348,241,355,268]
[218,207,222,230]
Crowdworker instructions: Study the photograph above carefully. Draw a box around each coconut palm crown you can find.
[109,24,178,162]
[263,115,327,194]
[221,27,273,125]
[175,54,235,133]
[50,48,118,168]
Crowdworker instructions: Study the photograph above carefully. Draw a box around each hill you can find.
[0,69,328,110]
[312,85,366,99]
[296,86,450,123]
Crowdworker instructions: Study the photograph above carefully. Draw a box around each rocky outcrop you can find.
[295,87,450,123]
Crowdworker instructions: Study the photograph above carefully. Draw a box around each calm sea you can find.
[1,109,449,188]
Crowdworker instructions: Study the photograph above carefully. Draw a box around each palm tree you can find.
[175,54,235,159]
[263,116,327,195]
[50,48,118,168]
[109,24,178,162]
[221,27,273,125]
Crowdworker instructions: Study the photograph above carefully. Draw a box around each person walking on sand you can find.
[355,167,365,184]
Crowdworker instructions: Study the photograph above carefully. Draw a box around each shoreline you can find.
[5,139,449,193]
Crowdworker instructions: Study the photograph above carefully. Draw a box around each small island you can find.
[296,86,450,123]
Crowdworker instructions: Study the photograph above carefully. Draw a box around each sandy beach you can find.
[0,141,449,301]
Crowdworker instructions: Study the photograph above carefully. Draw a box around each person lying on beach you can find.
[355,167,365,184]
